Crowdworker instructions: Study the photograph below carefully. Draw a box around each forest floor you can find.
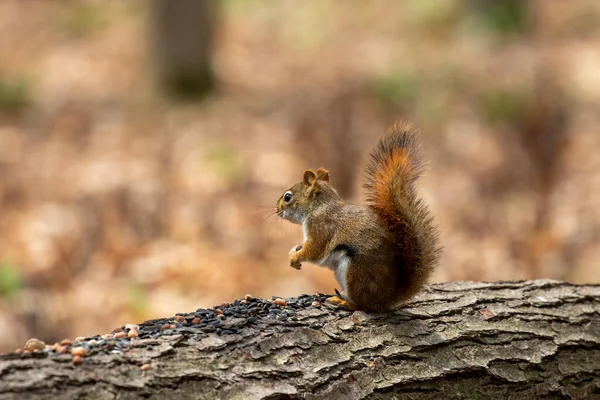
[0,1,599,352]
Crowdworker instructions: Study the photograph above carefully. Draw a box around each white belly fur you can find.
[302,221,309,242]
[303,221,351,299]
[316,251,350,296]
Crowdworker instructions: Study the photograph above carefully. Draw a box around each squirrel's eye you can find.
[283,191,293,203]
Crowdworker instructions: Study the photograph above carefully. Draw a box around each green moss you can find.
[407,1,461,37]
[468,0,529,38]
[0,76,32,114]
[479,88,527,125]
[126,282,149,318]
[58,2,106,38]
[205,144,242,184]
[0,262,22,298]
[372,72,419,110]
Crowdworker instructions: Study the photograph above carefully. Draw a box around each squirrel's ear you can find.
[316,168,330,182]
[303,169,317,185]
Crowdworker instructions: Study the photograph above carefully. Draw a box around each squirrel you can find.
[276,123,441,312]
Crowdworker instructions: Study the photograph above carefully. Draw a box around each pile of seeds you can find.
[14,293,349,366]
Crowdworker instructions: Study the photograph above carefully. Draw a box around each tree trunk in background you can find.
[0,280,598,399]
[151,0,217,99]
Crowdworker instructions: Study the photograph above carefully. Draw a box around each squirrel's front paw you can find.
[289,244,302,255]
[289,245,303,270]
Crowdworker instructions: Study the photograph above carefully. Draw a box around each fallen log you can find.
[0,280,599,399]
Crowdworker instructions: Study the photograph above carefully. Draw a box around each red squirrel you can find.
[276,123,441,311]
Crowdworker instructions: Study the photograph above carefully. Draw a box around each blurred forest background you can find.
[1,0,599,352]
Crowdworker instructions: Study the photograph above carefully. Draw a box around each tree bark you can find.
[150,0,217,99]
[0,280,599,399]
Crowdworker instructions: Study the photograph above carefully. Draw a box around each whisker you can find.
[260,212,278,225]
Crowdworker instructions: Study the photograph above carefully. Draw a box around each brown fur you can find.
[276,123,441,311]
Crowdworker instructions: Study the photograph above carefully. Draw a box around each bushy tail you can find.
[363,123,441,302]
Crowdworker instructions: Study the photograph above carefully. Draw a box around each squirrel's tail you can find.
[363,123,441,302]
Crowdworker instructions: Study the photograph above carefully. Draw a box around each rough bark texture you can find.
[0,280,599,400]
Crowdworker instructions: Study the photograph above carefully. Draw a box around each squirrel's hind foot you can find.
[326,295,356,311]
